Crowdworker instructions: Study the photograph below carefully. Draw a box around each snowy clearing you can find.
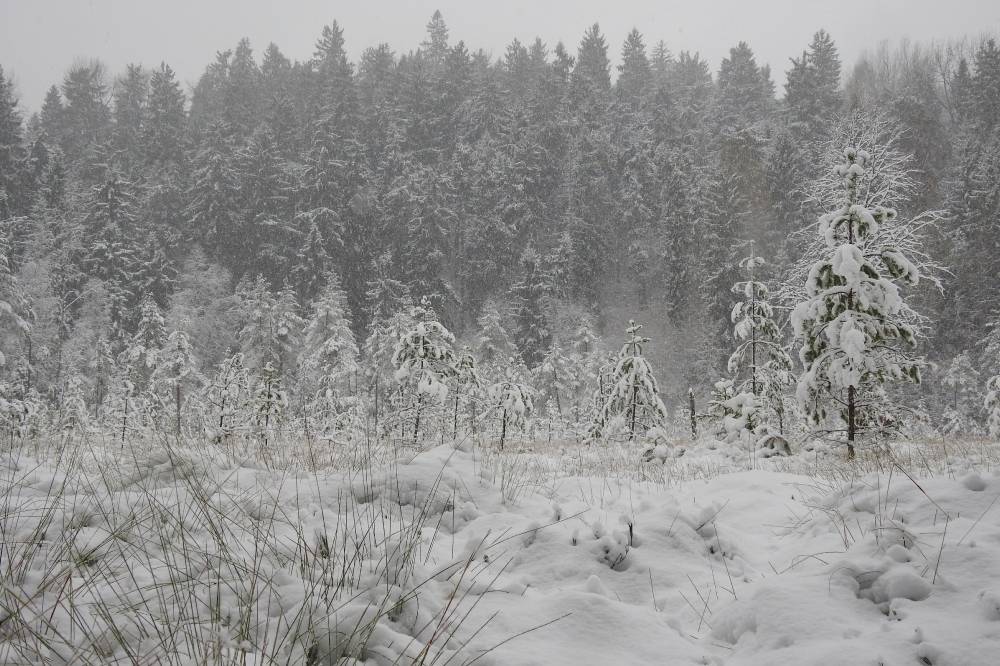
[3,437,999,665]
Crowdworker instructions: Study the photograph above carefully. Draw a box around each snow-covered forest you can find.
[2,8,1000,665]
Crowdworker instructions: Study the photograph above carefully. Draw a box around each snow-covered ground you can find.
[2,436,999,665]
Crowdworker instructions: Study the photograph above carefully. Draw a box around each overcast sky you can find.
[2,0,998,111]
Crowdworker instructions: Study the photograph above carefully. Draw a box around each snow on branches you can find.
[792,146,925,456]
[591,320,667,442]
[725,245,794,439]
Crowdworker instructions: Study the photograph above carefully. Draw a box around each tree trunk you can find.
[689,388,697,440]
[121,397,128,448]
[413,393,422,446]
[499,408,508,451]
[373,375,380,438]
[629,382,639,441]
[175,382,182,437]
[847,385,856,459]
[552,367,563,416]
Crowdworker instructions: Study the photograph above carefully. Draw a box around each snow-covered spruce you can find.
[150,327,203,435]
[940,351,981,436]
[791,147,923,457]
[986,374,1000,439]
[724,245,794,442]
[205,351,251,444]
[391,313,457,445]
[451,345,484,438]
[488,363,534,450]
[299,276,360,416]
[591,321,667,442]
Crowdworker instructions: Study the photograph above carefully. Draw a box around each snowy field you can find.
[3,434,999,665]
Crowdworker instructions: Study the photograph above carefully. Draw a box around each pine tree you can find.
[784,30,842,136]
[489,367,534,450]
[474,299,520,379]
[60,61,112,177]
[592,321,667,441]
[986,373,1000,439]
[237,276,303,377]
[451,345,483,437]
[224,38,262,140]
[112,64,148,169]
[570,24,611,124]
[143,63,187,168]
[290,221,331,306]
[0,65,27,219]
[254,361,286,449]
[421,11,450,68]
[206,352,251,444]
[792,147,923,457]
[511,248,552,369]
[123,293,166,392]
[727,245,794,436]
[300,276,359,408]
[616,29,651,112]
[391,315,457,444]
[940,351,981,435]
[187,122,239,259]
[0,228,30,374]
[151,328,202,435]
[85,174,141,339]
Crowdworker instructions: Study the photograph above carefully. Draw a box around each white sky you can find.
[1,0,998,111]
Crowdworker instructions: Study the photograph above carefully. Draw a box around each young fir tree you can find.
[792,147,922,458]
[511,248,552,369]
[206,352,251,444]
[254,360,287,450]
[986,374,1000,440]
[940,351,981,436]
[391,315,457,445]
[299,276,359,411]
[726,245,794,438]
[474,299,521,381]
[150,328,202,435]
[451,345,484,438]
[592,321,667,441]
[489,362,534,450]
[123,293,166,393]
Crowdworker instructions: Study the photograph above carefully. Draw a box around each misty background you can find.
[3,0,999,108]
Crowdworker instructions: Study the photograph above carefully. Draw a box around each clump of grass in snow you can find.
[0,432,510,664]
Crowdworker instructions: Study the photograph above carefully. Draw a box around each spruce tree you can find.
[451,345,484,437]
[727,245,794,437]
[391,314,457,445]
[986,373,1000,439]
[206,352,251,444]
[290,221,331,306]
[151,328,202,435]
[940,351,981,435]
[592,321,667,441]
[124,293,166,392]
[511,248,552,369]
[489,366,534,450]
[0,66,27,219]
[300,276,359,408]
[474,299,520,379]
[792,147,923,457]
[143,63,187,168]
